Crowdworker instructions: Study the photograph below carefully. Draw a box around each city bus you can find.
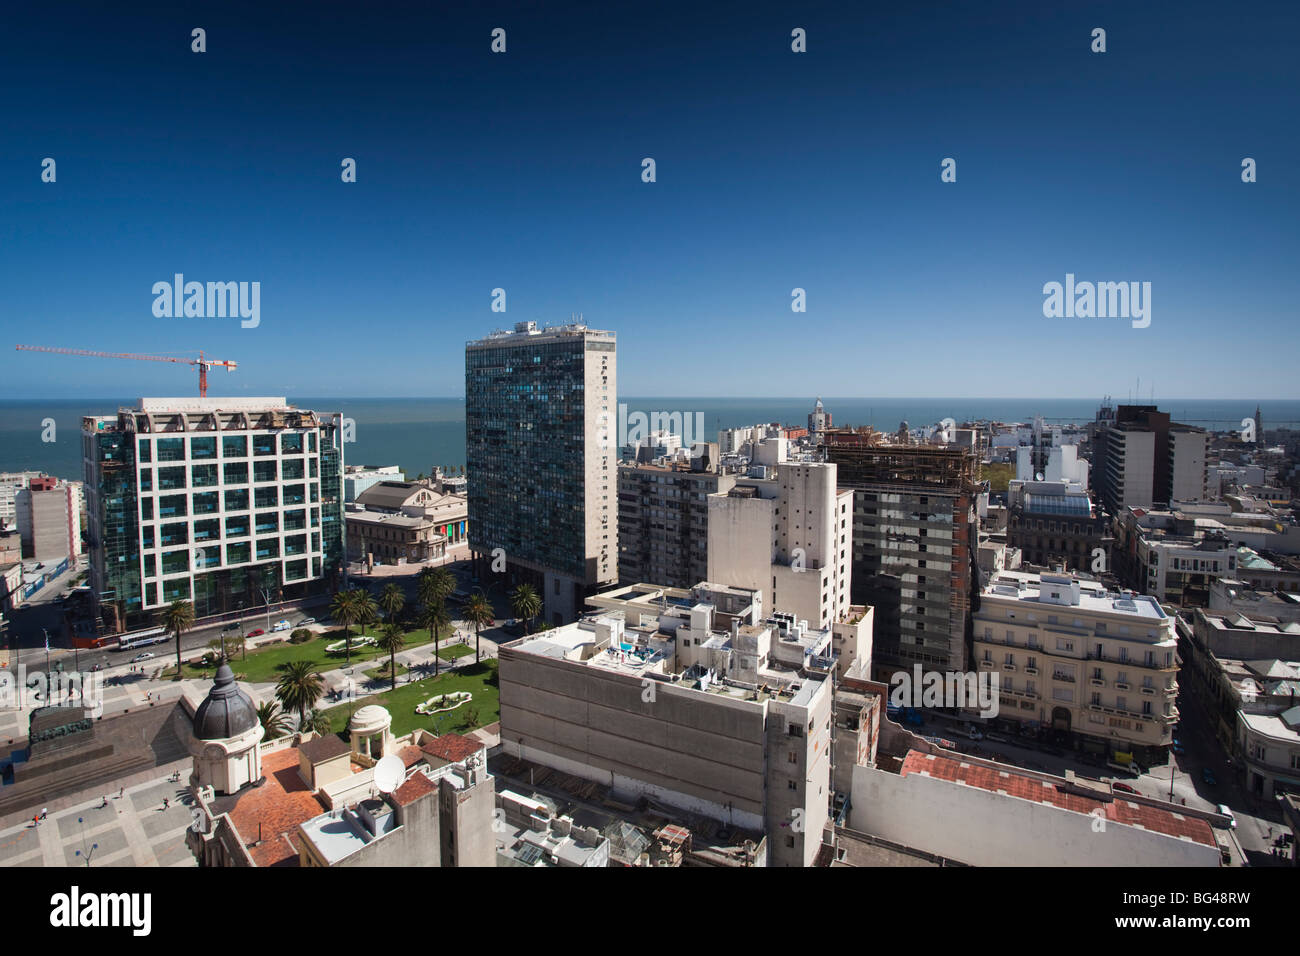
[116,627,170,651]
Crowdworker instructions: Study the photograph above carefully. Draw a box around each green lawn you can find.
[437,642,474,661]
[365,660,410,682]
[984,462,1015,493]
[163,626,433,683]
[327,660,499,738]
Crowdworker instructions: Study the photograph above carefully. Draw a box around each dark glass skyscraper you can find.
[466,321,616,625]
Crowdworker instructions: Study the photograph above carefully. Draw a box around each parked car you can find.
[1216,804,1237,828]
[298,617,316,626]
[246,628,265,639]
[131,652,154,663]
[1202,768,1217,786]
[1113,782,1139,794]
[273,619,292,632]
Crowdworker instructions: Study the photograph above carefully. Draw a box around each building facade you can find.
[498,603,834,866]
[465,322,616,624]
[82,397,344,631]
[973,571,1178,764]
[707,460,853,630]
[618,462,735,589]
[826,434,979,677]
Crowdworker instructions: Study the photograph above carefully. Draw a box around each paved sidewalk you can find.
[0,760,197,867]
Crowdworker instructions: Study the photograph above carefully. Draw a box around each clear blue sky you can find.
[1,0,1297,399]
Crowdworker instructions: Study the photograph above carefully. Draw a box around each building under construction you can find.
[824,432,980,679]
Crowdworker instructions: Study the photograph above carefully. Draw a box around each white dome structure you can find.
[348,704,393,760]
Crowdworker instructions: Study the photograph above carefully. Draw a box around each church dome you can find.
[193,661,259,740]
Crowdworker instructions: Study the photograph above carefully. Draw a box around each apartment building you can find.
[0,471,47,531]
[16,477,83,561]
[618,460,735,589]
[82,397,345,631]
[497,600,834,867]
[973,571,1178,765]
[465,321,616,624]
[825,432,979,677]
[707,460,853,630]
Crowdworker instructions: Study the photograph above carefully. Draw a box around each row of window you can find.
[137,432,312,462]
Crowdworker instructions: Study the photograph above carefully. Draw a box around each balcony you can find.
[1003,664,1017,672]
[979,660,995,669]
[1140,686,1157,696]
[1115,682,1131,691]
[1052,673,1076,684]
[1089,678,1104,687]
[1023,667,1038,676]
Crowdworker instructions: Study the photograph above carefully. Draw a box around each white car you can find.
[131,652,154,663]
[1217,804,1237,829]
[273,619,292,632]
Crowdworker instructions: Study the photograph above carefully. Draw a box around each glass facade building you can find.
[466,322,616,624]
[83,398,344,631]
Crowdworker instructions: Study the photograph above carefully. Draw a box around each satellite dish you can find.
[374,754,405,794]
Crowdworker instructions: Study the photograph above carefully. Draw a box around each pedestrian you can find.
[162,798,169,810]
[39,808,48,821]
[100,796,108,808]
[32,815,39,828]
[118,786,124,799]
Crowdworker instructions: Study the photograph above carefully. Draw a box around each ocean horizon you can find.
[4,396,1297,483]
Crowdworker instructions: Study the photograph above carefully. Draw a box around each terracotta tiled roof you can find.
[420,732,482,764]
[900,751,1216,847]
[224,748,329,867]
[397,744,425,768]
[392,771,437,807]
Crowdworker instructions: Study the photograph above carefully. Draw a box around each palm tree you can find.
[379,582,405,622]
[275,660,324,729]
[306,711,333,737]
[161,600,195,680]
[418,565,456,609]
[422,599,452,676]
[510,583,542,634]
[376,621,406,692]
[463,591,494,664]
[330,589,361,666]
[355,591,379,647]
[257,701,292,740]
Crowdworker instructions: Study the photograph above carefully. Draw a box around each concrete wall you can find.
[499,646,769,823]
[848,763,1220,867]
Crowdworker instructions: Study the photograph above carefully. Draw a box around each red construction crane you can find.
[15,345,237,397]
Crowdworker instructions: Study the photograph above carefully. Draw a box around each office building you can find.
[81,397,345,632]
[972,570,1178,765]
[825,431,979,677]
[343,464,404,502]
[465,321,616,624]
[1093,404,1208,514]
